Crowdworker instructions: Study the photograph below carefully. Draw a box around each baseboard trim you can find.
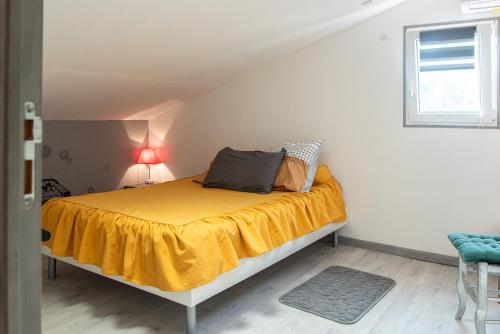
[339,236,458,267]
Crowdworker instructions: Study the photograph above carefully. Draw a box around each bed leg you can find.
[48,257,57,280]
[332,231,339,248]
[186,306,196,334]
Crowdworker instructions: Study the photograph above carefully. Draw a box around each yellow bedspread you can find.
[42,177,347,292]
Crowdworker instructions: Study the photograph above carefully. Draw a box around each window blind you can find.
[419,26,477,72]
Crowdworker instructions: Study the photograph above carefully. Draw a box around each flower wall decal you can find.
[42,144,52,159]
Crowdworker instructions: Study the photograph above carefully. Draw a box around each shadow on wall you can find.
[146,98,226,181]
[43,120,149,195]
[148,100,184,182]
[119,120,152,187]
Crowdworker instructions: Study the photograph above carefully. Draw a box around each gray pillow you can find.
[202,147,285,194]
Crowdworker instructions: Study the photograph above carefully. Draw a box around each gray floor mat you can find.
[279,266,396,324]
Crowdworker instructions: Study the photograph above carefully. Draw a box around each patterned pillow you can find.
[269,139,324,192]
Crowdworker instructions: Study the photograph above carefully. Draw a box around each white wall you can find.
[150,0,500,256]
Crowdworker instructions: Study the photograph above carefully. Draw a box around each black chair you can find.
[42,178,71,204]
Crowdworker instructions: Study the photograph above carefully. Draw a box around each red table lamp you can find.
[137,148,161,184]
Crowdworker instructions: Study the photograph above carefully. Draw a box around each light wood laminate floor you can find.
[42,243,500,333]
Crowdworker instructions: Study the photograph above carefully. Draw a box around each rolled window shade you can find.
[419,26,477,72]
[420,26,476,44]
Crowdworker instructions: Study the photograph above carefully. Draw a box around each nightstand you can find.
[123,182,157,189]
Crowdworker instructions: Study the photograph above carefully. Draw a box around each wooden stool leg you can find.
[455,255,467,320]
[475,262,488,334]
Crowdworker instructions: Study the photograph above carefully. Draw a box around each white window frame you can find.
[404,19,499,128]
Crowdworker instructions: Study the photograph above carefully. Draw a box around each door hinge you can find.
[24,101,42,209]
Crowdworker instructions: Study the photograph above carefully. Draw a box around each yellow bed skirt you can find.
[42,178,347,292]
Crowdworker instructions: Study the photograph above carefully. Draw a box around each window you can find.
[405,20,499,127]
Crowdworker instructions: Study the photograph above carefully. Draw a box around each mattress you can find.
[42,177,347,292]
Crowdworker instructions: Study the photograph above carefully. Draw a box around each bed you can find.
[41,176,347,333]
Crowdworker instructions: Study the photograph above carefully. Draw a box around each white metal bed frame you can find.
[42,222,346,334]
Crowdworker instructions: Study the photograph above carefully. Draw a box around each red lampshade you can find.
[136,148,161,165]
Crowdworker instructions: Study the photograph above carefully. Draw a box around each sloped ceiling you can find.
[43,0,409,120]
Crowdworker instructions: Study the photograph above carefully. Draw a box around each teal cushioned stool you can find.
[448,233,500,334]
